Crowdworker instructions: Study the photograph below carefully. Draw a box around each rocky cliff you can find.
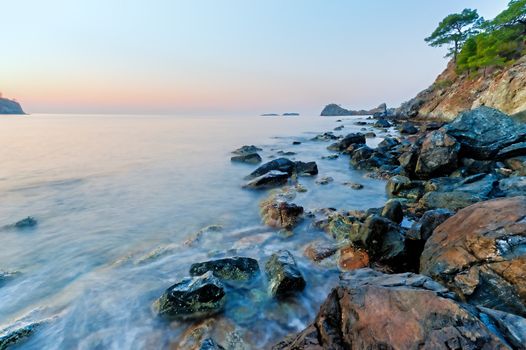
[398,55,526,121]
[0,97,25,114]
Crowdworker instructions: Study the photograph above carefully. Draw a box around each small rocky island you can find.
[0,96,25,115]
[321,103,392,117]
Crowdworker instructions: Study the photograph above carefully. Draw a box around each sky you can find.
[0,0,509,115]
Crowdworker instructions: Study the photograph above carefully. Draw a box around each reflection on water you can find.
[0,114,390,349]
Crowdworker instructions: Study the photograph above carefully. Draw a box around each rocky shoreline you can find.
[2,107,526,349]
[170,105,526,349]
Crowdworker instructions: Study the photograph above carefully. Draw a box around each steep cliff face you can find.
[0,98,25,114]
[398,56,526,121]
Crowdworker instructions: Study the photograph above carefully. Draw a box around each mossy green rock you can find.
[154,272,226,320]
[189,257,259,281]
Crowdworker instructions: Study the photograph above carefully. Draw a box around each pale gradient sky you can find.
[0,0,509,115]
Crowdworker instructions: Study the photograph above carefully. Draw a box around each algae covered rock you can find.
[265,250,305,298]
[154,272,226,320]
[189,257,259,281]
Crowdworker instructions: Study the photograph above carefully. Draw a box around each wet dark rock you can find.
[407,208,453,241]
[260,198,304,230]
[381,199,403,224]
[399,122,418,134]
[292,141,301,145]
[154,272,226,320]
[498,176,526,197]
[311,132,338,141]
[14,217,37,229]
[232,145,262,156]
[243,170,289,190]
[444,106,526,160]
[377,137,400,151]
[364,132,376,138]
[230,153,262,164]
[0,320,47,350]
[497,141,526,159]
[294,161,318,176]
[421,197,526,317]
[343,181,363,190]
[479,307,526,349]
[461,157,496,175]
[350,145,374,165]
[355,215,405,263]
[276,151,296,156]
[326,214,357,242]
[247,158,296,178]
[374,119,391,128]
[421,121,445,131]
[334,125,344,131]
[415,130,460,179]
[275,269,507,350]
[265,250,305,298]
[354,121,367,126]
[327,133,365,152]
[189,257,259,281]
[315,176,333,185]
[386,175,425,201]
[419,173,498,211]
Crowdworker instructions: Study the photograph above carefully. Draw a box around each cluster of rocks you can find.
[272,106,526,349]
[242,157,318,190]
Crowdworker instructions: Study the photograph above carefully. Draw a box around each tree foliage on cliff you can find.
[454,0,526,74]
[425,9,481,61]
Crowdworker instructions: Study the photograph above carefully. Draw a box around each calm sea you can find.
[0,114,389,349]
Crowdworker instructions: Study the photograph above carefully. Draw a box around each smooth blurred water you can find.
[0,114,390,349]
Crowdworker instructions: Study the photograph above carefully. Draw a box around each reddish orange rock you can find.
[338,245,369,270]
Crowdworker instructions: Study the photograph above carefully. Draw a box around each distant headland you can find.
[0,95,25,115]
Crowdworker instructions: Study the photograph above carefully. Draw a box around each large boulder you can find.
[260,198,304,230]
[153,272,226,320]
[243,170,289,190]
[265,250,305,298]
[230,153,262,164]
[327,133,366,152]
[247,158,296,178]
[232,145,262,155]
[274,269,510,349]
[420,197,526,317]
[415,130,460,178]
[189,257,259,281]
[443,106,526,160]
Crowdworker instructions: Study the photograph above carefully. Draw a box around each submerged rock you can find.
[294,161,318,176]
[0,271,19,287]
[315,176,334,185]
[14,217,37,229]
[420,196,526,317]
[189,257,259,281]
[265,250,305,298]
[274,269,509,349]
[230,153,262,164]
[243,170,289,190]
[247,158,296,178]
[444,106,526,160]
[154,272,226,320]
[232,145,262,155]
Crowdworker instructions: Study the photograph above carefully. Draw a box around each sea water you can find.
[0,114,390,349]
